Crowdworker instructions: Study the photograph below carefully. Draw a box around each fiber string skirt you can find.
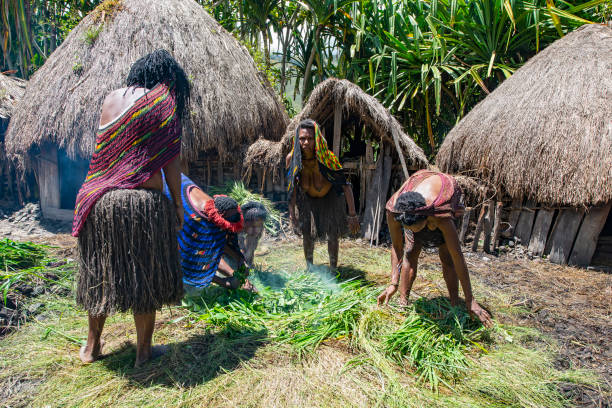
[297,189,347,240]
[76,189,182,316]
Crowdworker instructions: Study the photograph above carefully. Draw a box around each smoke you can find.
[306,262,341,293]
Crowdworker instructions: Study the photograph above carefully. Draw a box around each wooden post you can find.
[503,198,522,238]
[206,159,211,187]
[569,203,612,266]
[514,201,536,245]
[471,205,487,252]
[374,146,392,246]
[265,171,273,196]
[259,168,266,193]
[38,145,60,217]
[546,208,585,264]
[362,145,391,242]
[233,161,240,180]
[333,103,342,156]
[483,202,493,253]
[528,209,555,257]
[216,159,224,186]
[359,157,366,213]
[390,128,409,180]
[490,201,503,252]
[459,207,472,245]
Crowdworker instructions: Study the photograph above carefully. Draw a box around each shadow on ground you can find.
[100,327,267,388]
[336,265,368,282]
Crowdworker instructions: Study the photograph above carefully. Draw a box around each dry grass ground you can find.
[0,236,610,407]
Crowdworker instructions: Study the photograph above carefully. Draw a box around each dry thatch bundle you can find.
[6,0,287,165]
[244,78,428,175]
[436,24,612,207]
[0,74,26,120]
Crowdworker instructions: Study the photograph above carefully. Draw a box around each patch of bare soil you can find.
[431,249,611,408]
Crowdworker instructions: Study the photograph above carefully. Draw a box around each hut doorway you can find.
[58,148,89,210]
[592,207,612,266]
[37,144,88,220]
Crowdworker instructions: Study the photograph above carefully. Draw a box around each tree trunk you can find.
[262,30,270,69]
[301,25,322,102]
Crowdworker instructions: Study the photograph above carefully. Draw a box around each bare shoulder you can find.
[103,87,147,105]
[285,151,293,169]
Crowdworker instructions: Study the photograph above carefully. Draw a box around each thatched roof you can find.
[436,24,612,207]
[245,78,428,174]
[0,74,26,120]
[6,0,287,164]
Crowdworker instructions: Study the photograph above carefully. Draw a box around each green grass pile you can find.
[384,297,488,389]
[0,238,49,270]
[0,239,59,305]
[183,267,486,387]
[209,181,284,234]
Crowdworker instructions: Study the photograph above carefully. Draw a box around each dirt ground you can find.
[1,207,611,406]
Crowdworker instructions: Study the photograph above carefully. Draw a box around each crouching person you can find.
[165,174,254,294]
[239,201,269,266]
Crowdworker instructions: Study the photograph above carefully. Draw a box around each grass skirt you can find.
[297,189,347,240]
[76,189,182,316]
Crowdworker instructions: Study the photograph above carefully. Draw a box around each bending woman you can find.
[377,170,492,327]
[72,50,190,367]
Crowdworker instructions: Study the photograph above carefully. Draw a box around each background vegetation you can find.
[2,0,609,155]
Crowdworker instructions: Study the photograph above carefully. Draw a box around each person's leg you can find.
[328,235,339,270]
[439,244,459,306]
[133,312,156,368]
[302,213,314,267]
[399,243,422,305]
[80,313,106,363]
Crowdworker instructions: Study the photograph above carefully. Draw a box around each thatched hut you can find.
[244,78,428,241]
[0,74,27,203]
[436,24,612,266]
[5,0,288,220]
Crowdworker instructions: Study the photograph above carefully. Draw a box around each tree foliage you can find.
[3,0,608,151]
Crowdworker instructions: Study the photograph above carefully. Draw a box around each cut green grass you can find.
[0,240,605,407]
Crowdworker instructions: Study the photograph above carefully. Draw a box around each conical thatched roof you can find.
[245,78,428,173]
[436,24,612,207]
[6,0,287,164]
[0,74,26,120]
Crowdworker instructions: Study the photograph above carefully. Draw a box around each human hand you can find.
[347,215,360,235]
[377,285,397,306]
[241,278,257,292]
[468,299,493,328]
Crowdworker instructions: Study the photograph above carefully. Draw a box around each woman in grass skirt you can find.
[72,50,190,367]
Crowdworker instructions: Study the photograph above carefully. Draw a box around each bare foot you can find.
[79,340,105,364]
[134,344,168,368]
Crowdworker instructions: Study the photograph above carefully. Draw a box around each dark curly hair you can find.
[241,201,268,222]
[213,195,241,223]
[393,191,427,226]
[126,49,190,122]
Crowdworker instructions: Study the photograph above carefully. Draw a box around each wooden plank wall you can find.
[545,209,585,264]
[569,203,611,266]
[466,197,610,267]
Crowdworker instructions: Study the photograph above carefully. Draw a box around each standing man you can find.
[73,50,190,367]
[286,119,360,270]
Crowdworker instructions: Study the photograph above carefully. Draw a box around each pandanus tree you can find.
[298,0,357,101]
[1,0,99,78]
[348,0,607,155]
